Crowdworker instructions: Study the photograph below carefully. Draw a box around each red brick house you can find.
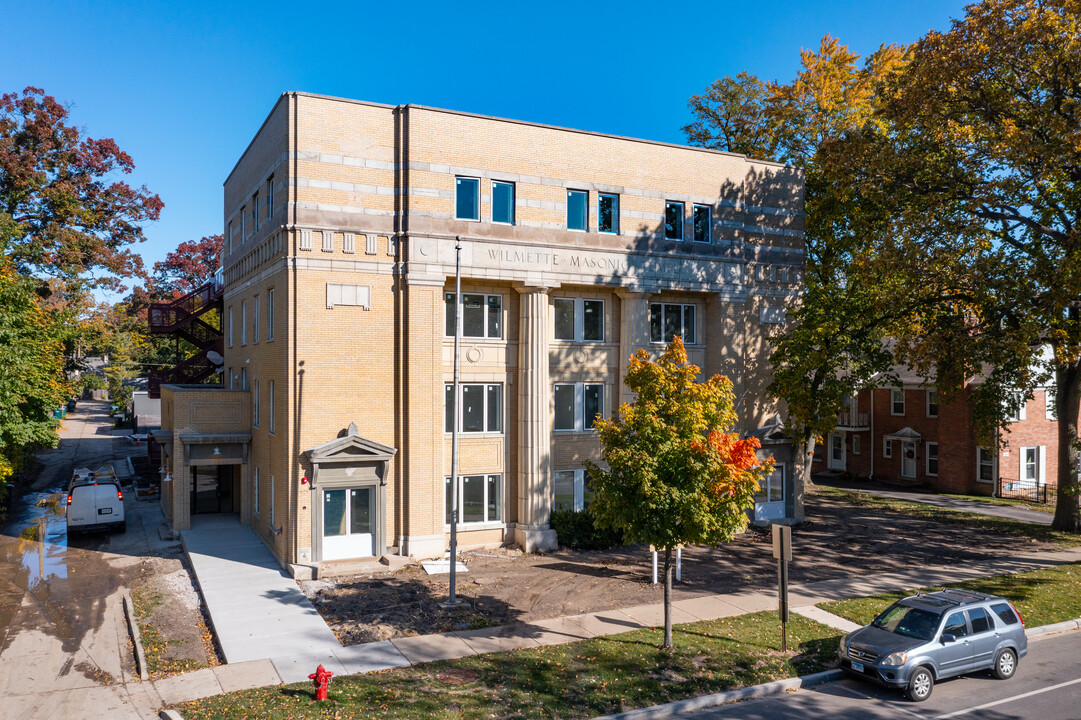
[812,368,1061,496]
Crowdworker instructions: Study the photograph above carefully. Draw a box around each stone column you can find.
[515,286,558,552]
[616,290,653,407]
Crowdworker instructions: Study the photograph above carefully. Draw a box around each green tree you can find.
[586,338,770,650]
[685,37,909,492]
[851,0,1081,530]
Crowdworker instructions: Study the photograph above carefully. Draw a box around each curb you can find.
[159,711,184,720]
[122,591,150,681]
[1027,619,1081,638]
[588,670,844,720]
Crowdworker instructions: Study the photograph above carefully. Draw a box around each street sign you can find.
[772,523,792,562]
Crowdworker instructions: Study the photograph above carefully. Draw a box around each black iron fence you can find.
[995,477,1057,505]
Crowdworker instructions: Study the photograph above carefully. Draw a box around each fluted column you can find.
[616,290,653,407]
[515,286,557,551]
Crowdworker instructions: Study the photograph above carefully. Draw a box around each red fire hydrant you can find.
[309,664,334,701]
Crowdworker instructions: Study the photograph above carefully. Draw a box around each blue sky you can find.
[3,0,966,298]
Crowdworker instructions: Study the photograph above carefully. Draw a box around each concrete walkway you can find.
[814,476,1056,525]
[157,526,1081,707]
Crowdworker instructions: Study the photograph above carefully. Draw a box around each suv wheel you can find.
[907,667,934,702]
[993,648,1017,679]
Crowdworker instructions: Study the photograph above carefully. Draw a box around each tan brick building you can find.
[157,92,805,575]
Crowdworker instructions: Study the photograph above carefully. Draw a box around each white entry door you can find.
[322,487,374,560]
[754,465,786,522]
[902,442,917,478]
[829,433,846,471]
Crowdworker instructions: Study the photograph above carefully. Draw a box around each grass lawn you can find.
[811,485,1081,548]
[177,612,841,720]
[941,493,1056,514]
[819,562,1081,629]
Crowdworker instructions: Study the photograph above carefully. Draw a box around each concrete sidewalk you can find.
[154,529,1081,707]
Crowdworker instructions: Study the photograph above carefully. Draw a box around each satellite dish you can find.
[206,351,224,366]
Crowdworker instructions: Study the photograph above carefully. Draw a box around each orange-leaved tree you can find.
[585,337,770,650]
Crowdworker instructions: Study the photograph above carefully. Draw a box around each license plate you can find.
[99,507,113,515]
[851,661,864,673]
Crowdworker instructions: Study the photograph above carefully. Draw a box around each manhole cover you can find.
[437,669,478,685]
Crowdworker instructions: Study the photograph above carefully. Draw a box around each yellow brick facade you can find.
[161,92,804,574]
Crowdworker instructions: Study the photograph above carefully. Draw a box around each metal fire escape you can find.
[147,271,225,398]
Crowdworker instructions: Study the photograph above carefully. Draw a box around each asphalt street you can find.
[688,631,1081,720]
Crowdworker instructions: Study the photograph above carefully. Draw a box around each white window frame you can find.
[1006,391,1026,422]
[692,204,711,243]
[926,442,938,476]
[852,435,861,455]
[253,467,260,516]
[491,180,515,225]
[754,463,786,505]
[553,469,591,512]
[553,297,605,342]
[1020,446,1045,487]
[266,289,274,341]
[241,301,247,346]
[268,380,275,434]
[649,303,697,345]
[1045,388,1056,420]
[553,382,604,432]
[598,193,619,234]
[926,389,938,418]
[664,200,685,240]
[253,380,260,427]
[977,447,996,484]
[253,295,260,343]
[445,292,503,339]
[445,474,503,527]
[883,438,893,458]
[445,383,503,435]
[455,176,480,221]
[891,388,905,416]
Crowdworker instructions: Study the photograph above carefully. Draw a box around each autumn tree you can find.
[685,37,909,490]
[586,338,769,650]
[150,234,222,297]
[849,0,1081,531]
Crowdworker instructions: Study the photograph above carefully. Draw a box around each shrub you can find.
[550,507,624,550]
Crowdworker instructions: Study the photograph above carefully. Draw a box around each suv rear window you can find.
[991,602,1019,625]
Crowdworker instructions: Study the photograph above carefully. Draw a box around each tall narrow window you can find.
[455,177,479,220]
[266,289,274,341]
[926,442,938,476]
[251,193,259,233]
[567,190,588,231]
[253,296,260,343]
[240,206,246,243]
[227,221,234,255]
[927,389,938,417]
[598,194,619,234]
[978,447,995,482]
[265,176,274,221]
[241,368,247,391]
[693,204,711,243]
[492,181,515,224]
[268,381,275,434]
[241,302,247,346]
[253,380,260,427]
[253,467,260,516]
[228,307,234,348]
[664,201,684,240]
[891,388,905,415]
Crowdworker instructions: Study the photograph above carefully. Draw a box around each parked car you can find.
[838,589,1026,701]
[66,473,126,534]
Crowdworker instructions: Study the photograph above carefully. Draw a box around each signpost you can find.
[772,523,792,651]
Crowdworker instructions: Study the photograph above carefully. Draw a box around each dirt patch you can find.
[131,557,221,678]
[305,491,1060,645]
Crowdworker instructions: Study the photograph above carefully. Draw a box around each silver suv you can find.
[838,589,1027,701]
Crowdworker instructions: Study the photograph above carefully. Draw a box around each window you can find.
[754,464,785,505]
[267,289,274,340]
[455,177,479,220]
[253,467,260,516]
[926,442,938,476]
[253,380,260,427]
[445,383,503,434]
[227,221,234,255]
[567,190,588,231]
[269,475,275,527]
[1021,446,1041,485]
[1006,391,1026,421]
[241,368,247,391]
[265,176,274,221]
[554,382,603,431]
[553,469,594,512]
[664,201,684,240]
[883,438,893,458]
[598,193,619,234]
[228,307,234,348]
[251,193,258,233]
[1046,388,1057,420]
[268,381,275,434]
[445,293,502,339]
[927,389,938,417]
[553,298,604,342]
[943,611,969,638]
[446,474,502,525]
[693,204,711,243]
[492,181,515,224]
[978,447,995,483]
[240,205,246,241]
[853,435,861,455]
[253,296,260,343]
[241,302,247,345]
[991,602,1019,626]
[649,303,696,344]
[968,606,992,634]
[891,388,905,415]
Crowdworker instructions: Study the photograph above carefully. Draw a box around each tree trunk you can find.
[662,545,674,650]
[1053,359,1081,532]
